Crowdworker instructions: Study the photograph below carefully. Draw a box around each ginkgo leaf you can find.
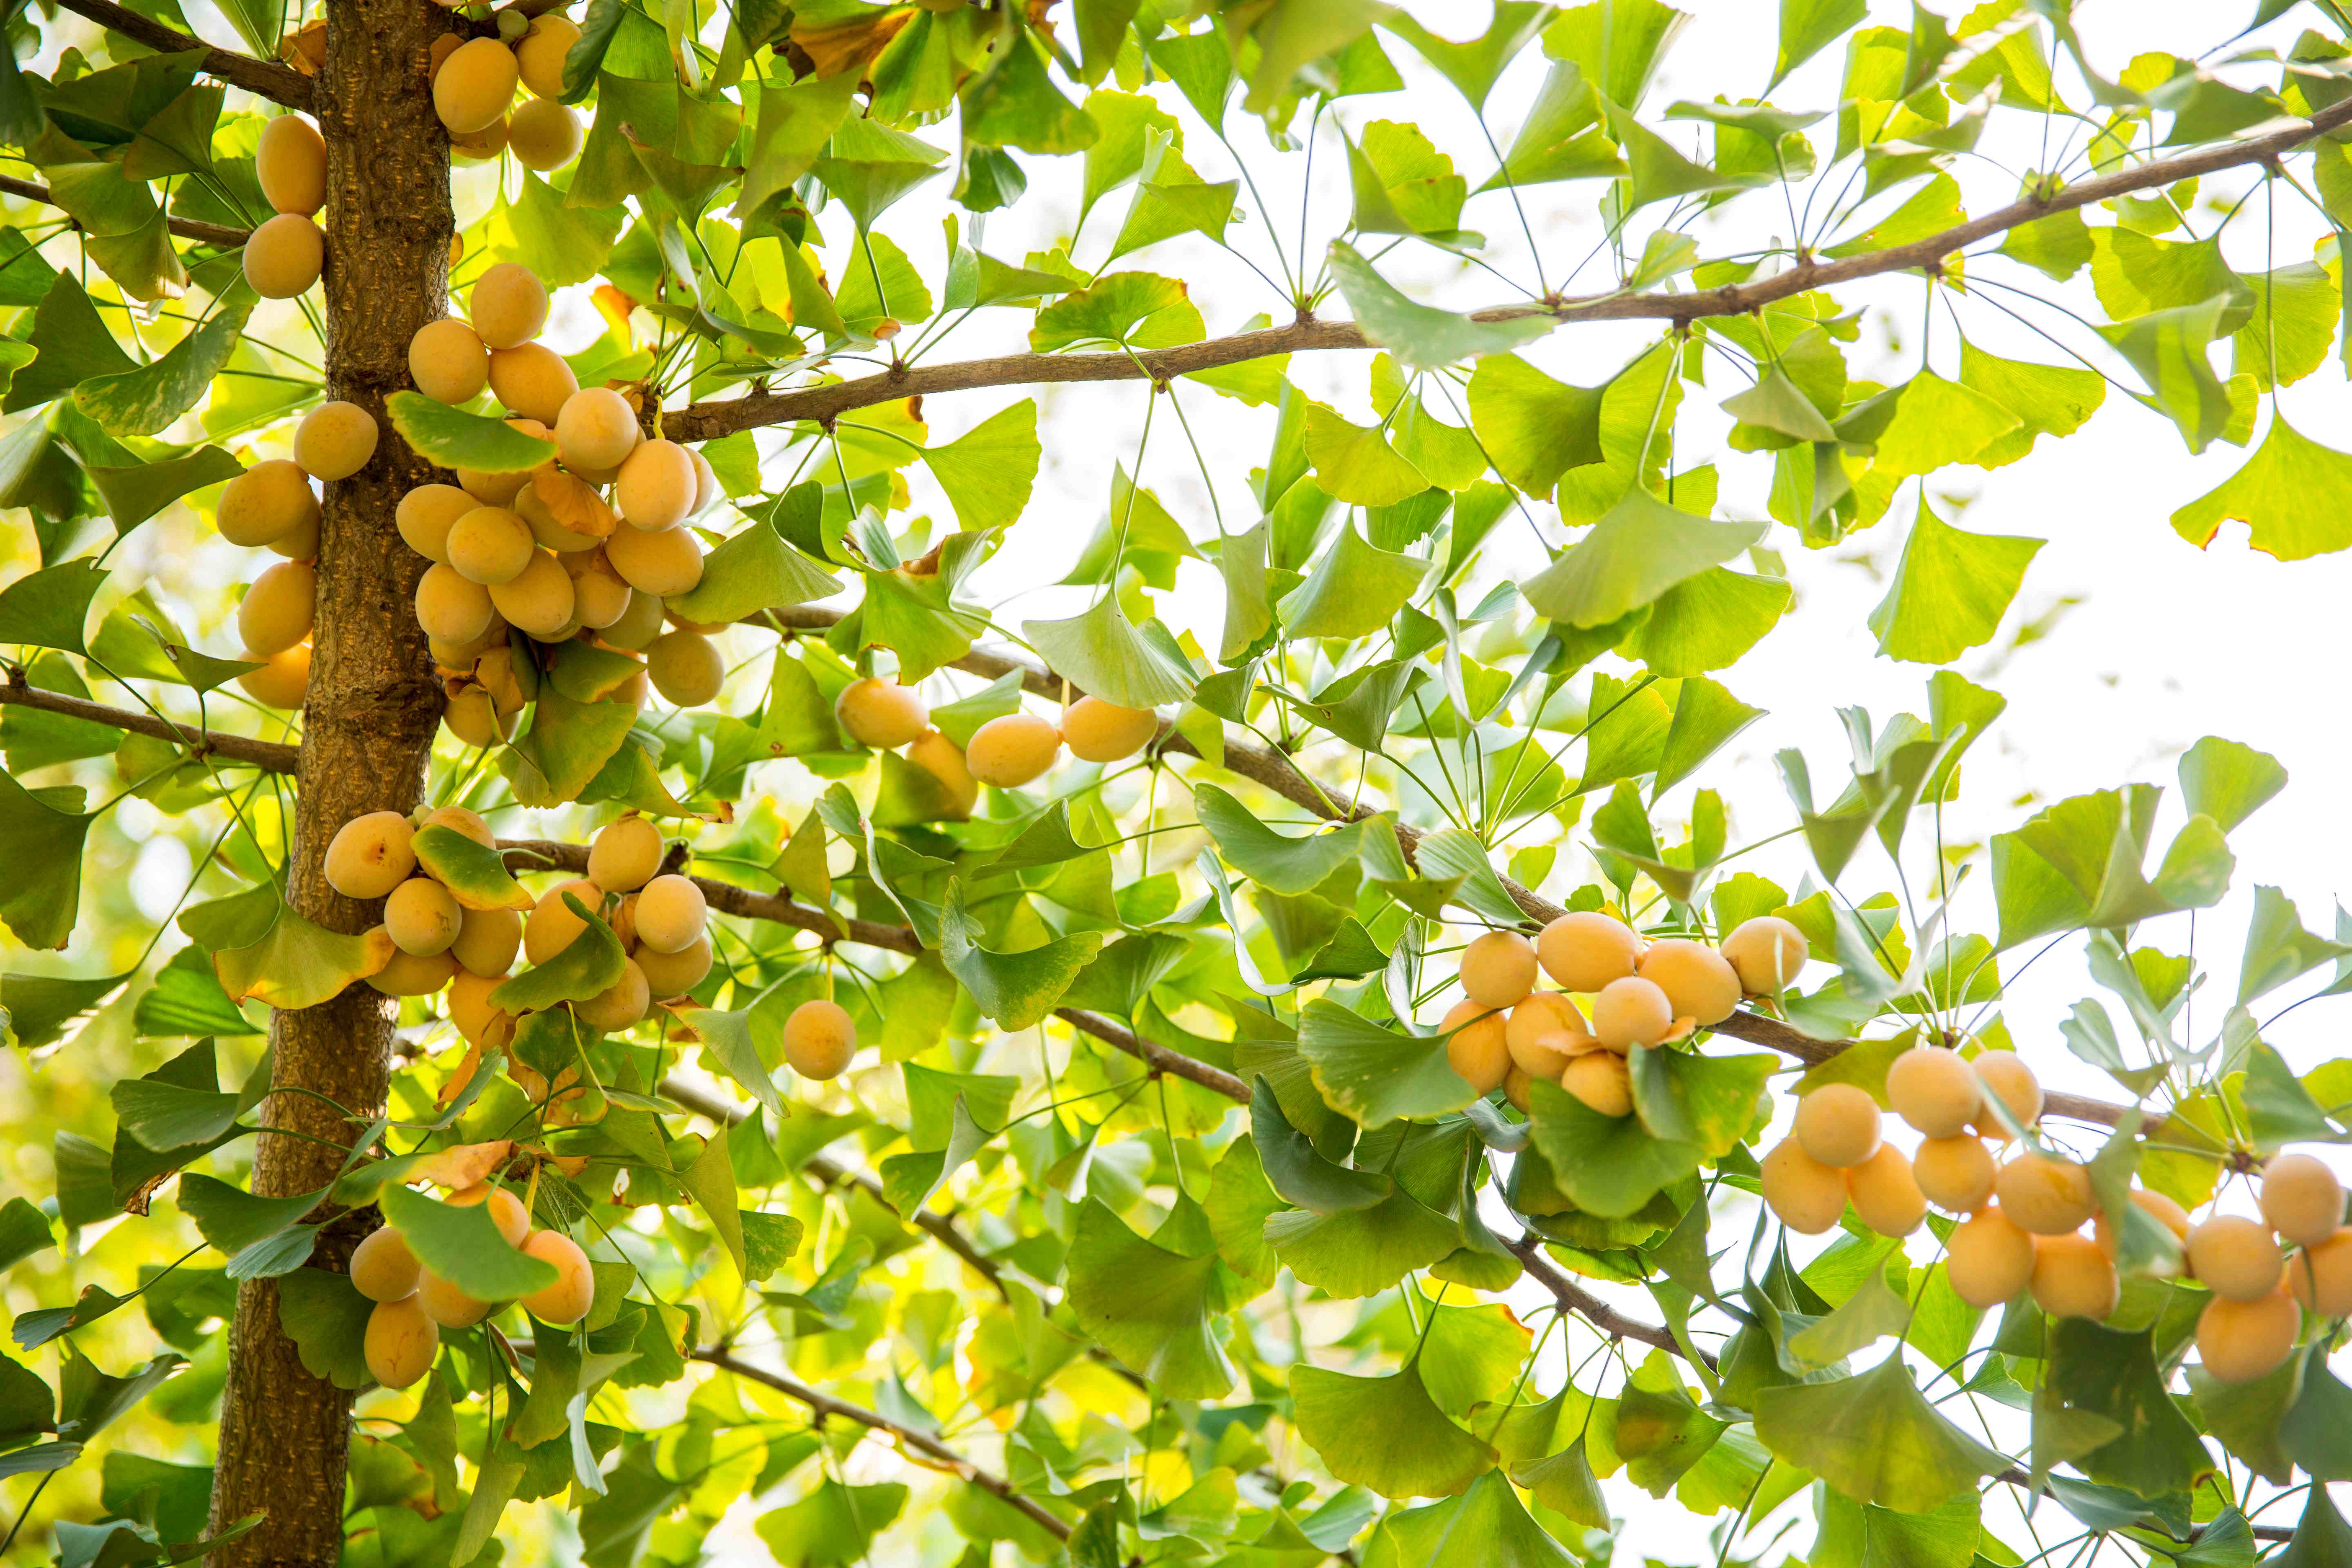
[1064,1197,1234,1398]
[1326,242,1552,372]
[2170,412,2352,560]
[1290,1362,1497,1499]
[1523,485,1764,628]
[1867,499,2043,664]
[918,400,1038,531]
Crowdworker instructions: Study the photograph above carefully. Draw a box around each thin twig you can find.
[664,96,2352,443]
[51,0,313,108]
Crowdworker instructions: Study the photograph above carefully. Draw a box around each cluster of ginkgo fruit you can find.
[1764,1043,2351,1385]
[330,806,708,1042]
[241,111,327,299]
[352,1178,591,1389]
[1436,908,1812,1114]
[430,11,584,171]
[831,675,1167,814]
[328,809,866,1095]
[218,395,386,710]
[395,261,729,746]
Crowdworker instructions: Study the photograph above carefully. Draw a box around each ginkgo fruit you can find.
[469,262,547,350]
[1970,1051,2044,1139]
[516,15,580,98]
[447,116,507,163]
[397,483,474,563]
[416,1270,490,1329]
[836,678,929,748]
[604,521,703,597]
[415,564,495,643]
[325,811,416,899]
[270,513,320,564]
[785,1000,856,1079]
[447,506,534,585]
[488,343,578,425]
[1440,999,1510,1094]
[367,945,456,996]
[1504,1068,1532,1114]
[243,213,323,298]
[1993,1152,2095,1235]
[256,113,326,216]
[575,958,649,1031]
[1913,1134,1996,1213]
[219,459,320,548]
[385,877,461,956]
[524,878,604,964]
[1886,1045,1980,1138]
[590,596,657,660]
[2030,1233,2119,1321]
[616,439,697,530]
[2261,1153,2344,1247]
[237,643,311,708]
[1505,993,1588,1078]
[965,712,1060,787]
[589,817,664,892]
[1845,1144,1926,1236]
[2187,1216,2284,1301]
[237,560,316,656]
[1562,1050,1633,1117]
[448,969,509,1047]
[647,629,724,706]
[364,1295,439,1387]
[906,729,979,818]
[1635,938,1740,1026]
[1061,696,1159,762]
[443,686,513,747]
[557,387,639,471]
[1461,931,1539,1009]
[449,1183,530,1245]
[433,37,518,133]
[520,1231,595,1323]
[1591,976,1673,1051]
[1720,915,1807,994]
[2289,1229,2352,1317]
[2196,1287,2301,1385]
[634,874,706,953]
[635,934,711,999]
[1792,1084,1882,1168]
[409,317,489,404]
[567,551,633,629]
[488,550,576,638]
[451,905,521,977]
[1946,1207,2036,1308]
[1535,911,1641,993]
[294,400,378,481]
[350,1225,421,1303]
[1761,1138,1846,1234]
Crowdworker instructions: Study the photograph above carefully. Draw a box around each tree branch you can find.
[51,0,313,108]
[1507,1237,1700,1364]
[692,1349,1074,1541]
[0,675,300,772]
[0,174,252,247]
[743,610,2145,1131]
[666,97,2352,444]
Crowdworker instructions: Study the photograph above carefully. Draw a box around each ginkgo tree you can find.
[7,0,2352,1563]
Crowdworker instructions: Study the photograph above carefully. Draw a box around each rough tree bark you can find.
[203,0,450,1561]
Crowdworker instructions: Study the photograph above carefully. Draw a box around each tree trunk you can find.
[205,0,450,1561]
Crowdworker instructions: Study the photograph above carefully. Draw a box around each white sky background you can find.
[75,0,2352,1555]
